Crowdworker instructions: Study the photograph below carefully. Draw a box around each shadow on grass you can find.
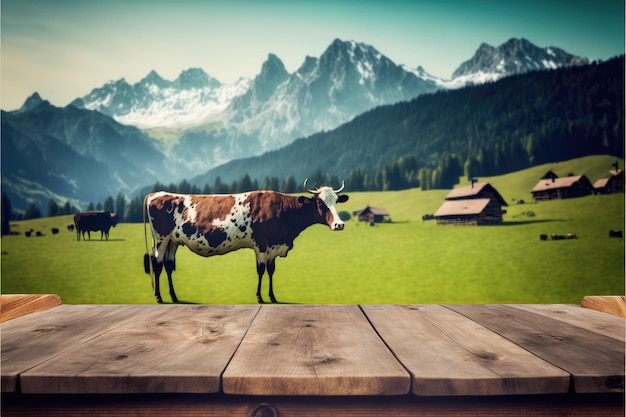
[80,238,126,242]
[495,219,567,226]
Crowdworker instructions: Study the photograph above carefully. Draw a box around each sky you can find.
[1,0,624,110]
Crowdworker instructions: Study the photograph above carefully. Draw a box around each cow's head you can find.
[298,179,349,230]
[110,212,119,226]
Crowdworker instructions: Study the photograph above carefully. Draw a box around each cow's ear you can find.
[337,195,349,203]
[298,196,312,205]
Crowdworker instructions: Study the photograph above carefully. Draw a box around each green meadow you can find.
[2,155,624,305]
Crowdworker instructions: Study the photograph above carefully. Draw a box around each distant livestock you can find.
[67,223,75,232]
[51,228,59,234]
[609,229,623,238]
[74,212,119,241]
[144,179,349,304]
[540,234,548,241]
[548,233,578,240]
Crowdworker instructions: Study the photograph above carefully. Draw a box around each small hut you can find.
[594,169,624,194]
[531,175,594,200]
[353,206,390,223]
[541,170,559,180]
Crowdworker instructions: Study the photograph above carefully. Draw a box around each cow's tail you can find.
[143,194,155,292]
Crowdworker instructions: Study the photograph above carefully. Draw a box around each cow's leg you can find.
[152,257,164,303]
[163,241,178,303]
[267,258,277,303]
[256,261,266,304]
[164,260,178,303]
[76,229,80,241]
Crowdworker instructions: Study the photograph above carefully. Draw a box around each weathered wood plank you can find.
[446,304,625,393]
[0,294,62,322]
[19,305,259,394]
[582,296,626,318]
[511,304,625,342]
[361,304,570,396]
[1,304,158,393]
[222,304,410,395]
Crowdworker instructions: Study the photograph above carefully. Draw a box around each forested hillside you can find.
[192,56,624,192]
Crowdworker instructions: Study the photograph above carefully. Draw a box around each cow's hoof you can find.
[256,296,264,304]
[270,297,277,303]
[156,297,163,304]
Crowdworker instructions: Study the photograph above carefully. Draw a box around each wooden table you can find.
[2,303,624,416]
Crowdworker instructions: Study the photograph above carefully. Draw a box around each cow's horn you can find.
[334,181,345,193]
[303,178,319,194]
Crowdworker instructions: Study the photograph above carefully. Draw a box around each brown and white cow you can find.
[143,179,349,303]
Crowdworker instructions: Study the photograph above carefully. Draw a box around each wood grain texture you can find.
[222,304,410,395]
[1,304,158,393]
[0,294,62,322]
[361,304,570,396]
[446,304,625,393]
[511,304,625,342]
[19,305,260,394]
[581,296,626,318]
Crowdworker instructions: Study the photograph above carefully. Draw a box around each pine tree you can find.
[47,199,59,217]
[103,196,115,213]
[116,192,126,221]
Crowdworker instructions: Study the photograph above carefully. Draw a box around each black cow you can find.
[609,229,623,239]
[74,212,119,241]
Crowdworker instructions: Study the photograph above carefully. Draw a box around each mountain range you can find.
[193,56,623,190]
[2,38,594,214]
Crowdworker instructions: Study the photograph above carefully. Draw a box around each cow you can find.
[143,179,349,304]
[74,212,119,241]
[609,229,623,238]
[67,223,75,232]
[539,234,548,241]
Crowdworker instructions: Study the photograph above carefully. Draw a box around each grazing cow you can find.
[74,212,119,241]
[540,234,548,241]
[67,223,75,232]
[51,228,59,234]
[609,229,623,238]
[566,233,577,239]
[144,179,349,304]
[551,234,566,240]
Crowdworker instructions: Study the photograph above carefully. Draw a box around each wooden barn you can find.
[594,169,624,194]
[434,182,508,226]
[353,206,390,223]
[531,175,594,200]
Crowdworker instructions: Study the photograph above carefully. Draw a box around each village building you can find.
[593,169,624,194]
[434,182,508,226]
[531,175,594,200]
[352,206,390,223]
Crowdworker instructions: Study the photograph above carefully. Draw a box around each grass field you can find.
[2,156,624,305]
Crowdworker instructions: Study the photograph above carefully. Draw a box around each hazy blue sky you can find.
[2,0,624,110]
